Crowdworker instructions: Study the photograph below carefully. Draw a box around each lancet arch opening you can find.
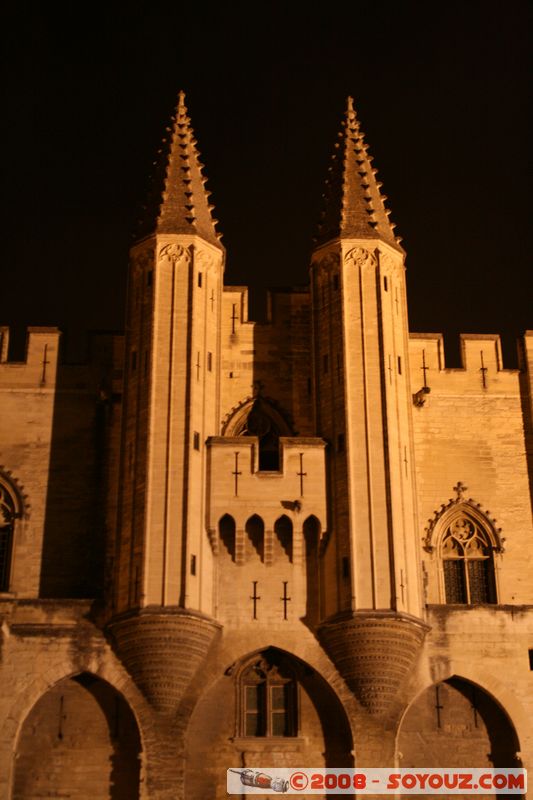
[398,676,521,780]
[12,673,141,799]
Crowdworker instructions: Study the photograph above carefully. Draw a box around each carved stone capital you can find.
[312,250,340,273]
[378,251,399,272]
[344,247,377,270]
[158,243,192,267]
[131,248,154,275]
[194,248,216,271]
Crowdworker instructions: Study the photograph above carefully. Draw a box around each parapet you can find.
[0,327,125,394]
[408,332,523,397]
[223,286,250,324]
[222,284,310,328]
[520,330,533,369]
[0,327,61,389]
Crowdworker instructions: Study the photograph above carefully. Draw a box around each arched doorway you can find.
[12,673,141,799]
[398,677,521,786]
[185,647,353,799]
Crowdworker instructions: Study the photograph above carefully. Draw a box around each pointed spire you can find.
[135,91,223,248]
[315,97,403,251]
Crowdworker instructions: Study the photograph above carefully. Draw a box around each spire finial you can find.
[314,96,403,251]
[135,93,223,248]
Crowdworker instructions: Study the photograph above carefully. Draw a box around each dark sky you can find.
[2,1,531,364]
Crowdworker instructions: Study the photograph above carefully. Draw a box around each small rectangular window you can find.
[197,272,202,287]
[323,354,329,374]
[134,566,140,602]
[529,649,533,670]
[190,555,197,575]
[342,556,350,579]
[383,275,388,291]
[207,351,212,372]
[397,356,402,375]
[193,431,200,450]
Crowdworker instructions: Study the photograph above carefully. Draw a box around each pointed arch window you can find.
[241,651,297,737]
[0,482,16,591]
[219,514,236,561]
[274,515,293,562]
[223,397,294,473]
[242,402,281,471]
[441,515,497,604]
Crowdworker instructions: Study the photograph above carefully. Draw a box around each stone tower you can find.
[109,91,224,736]
[311,98,427,716]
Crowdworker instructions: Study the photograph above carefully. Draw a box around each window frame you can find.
[438,509,499,605]
[239,653,298,738]
[0,477,22,594]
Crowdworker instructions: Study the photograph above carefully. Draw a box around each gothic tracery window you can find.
[241,651,297,737]
[0,482,16,591]
[441,514,496,604]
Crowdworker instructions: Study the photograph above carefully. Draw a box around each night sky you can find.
[3,1,531,365]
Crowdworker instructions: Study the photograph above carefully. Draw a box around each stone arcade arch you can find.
[12,673,141,800]
[398,676,521,792]
[184,646,353,799]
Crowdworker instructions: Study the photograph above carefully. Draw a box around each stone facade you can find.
[0,94,531,799]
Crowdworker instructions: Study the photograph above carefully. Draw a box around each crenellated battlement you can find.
[0,327,61,389]
[408,332,527,399]
[0,326,124,394]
